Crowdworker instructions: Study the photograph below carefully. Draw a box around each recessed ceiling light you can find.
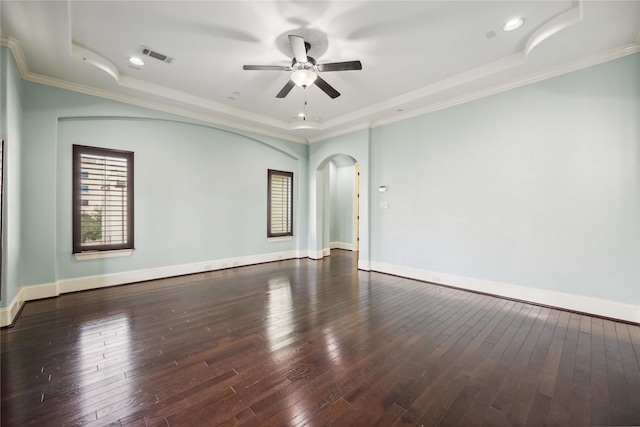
[128,56,144,66]
[233,91,240,96]
[503,17,524,32]
[297,112,306,118]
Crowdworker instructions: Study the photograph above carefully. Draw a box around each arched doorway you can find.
[312,153,360,265]
[307,128,370,271]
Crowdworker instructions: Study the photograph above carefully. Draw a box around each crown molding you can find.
[0,35,306,144]
[307,122,371,144]
[69,39,307,136]
[305,41,639,141]
[29,72,307,144]
[312,3,585,137]
[371,42,640,129]
[117,74,296,132]
[71,42,296,133]
[3,24,639,146]
[0,35,29,77]
[309,40,640,140]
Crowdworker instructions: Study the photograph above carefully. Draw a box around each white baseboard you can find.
[5,254,636,326]
[358,259,371,271]
[369,261,640,324]
[330,242,355,251]
[309,248,333,259]
[0,249,308,327]
[0,288,26,327]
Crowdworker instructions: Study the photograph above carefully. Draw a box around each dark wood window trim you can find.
[0,139,4,297]
[267,169,293,238]
[73,145,134,254]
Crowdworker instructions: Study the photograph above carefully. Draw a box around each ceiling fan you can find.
[243,35,362,99]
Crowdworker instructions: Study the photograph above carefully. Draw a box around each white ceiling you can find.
[1,1,639,143]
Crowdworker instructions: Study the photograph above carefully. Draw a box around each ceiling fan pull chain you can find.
[303,89,308,121]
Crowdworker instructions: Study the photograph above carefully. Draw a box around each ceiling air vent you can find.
[139,46,174,64]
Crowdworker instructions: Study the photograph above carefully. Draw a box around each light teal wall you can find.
[3,43,638,312]
[0,46,24,306]
[370,53,639,305]
[18,80,308,289]
[330,164,355,244]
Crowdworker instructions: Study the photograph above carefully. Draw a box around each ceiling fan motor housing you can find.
[292,56,317,71]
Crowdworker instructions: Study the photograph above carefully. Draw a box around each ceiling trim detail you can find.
[371,42,640,130]
[2,29,639,145]
[0,35,29,77]
[524,2,583,57]
[70,43,298,133]
[307,123,372,144]
[316,3,585,134]
[1,35,306,144]
[71,44,120,82]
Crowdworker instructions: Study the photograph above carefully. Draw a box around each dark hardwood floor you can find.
[2,250,639,426]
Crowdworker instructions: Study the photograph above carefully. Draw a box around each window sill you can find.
[268,236,292,243]
[74,249,133,261]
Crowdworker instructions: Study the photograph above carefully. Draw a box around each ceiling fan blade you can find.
[288,35,308,64]
[276,80,296,98]
[317,60,362,72]
[243,65,289,71]
[314,76,341,99]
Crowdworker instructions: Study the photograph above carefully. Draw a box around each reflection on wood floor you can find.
[2,250,639,426]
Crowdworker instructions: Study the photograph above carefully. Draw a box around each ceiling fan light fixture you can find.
[290,69,317,87]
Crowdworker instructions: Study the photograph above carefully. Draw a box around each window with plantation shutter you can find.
[73,145,134,253]
[267,169,293,237]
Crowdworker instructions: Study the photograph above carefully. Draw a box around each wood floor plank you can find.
[614,321,640,424]
[457,302,533,424]
[393,296,516,424]
[568,314,593,426]
[2,250,639,426]
[545,312,580,425]
[603,319,632,426]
